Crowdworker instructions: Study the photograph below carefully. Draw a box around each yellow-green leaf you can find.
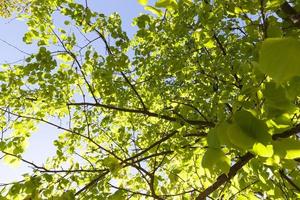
[144,6,163,16]
[226,123,256,150]
[252,143,273,157]
[155,0,177,10]
[204,40,216,48]
[202,148,230,174]
[273,138,300,159]
[138,0,148,6]
[259,38,300,83]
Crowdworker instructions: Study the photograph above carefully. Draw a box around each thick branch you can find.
[195,152,255,200]
[183,132,207,137]
[196,122,300,199]
[272,123,300,140]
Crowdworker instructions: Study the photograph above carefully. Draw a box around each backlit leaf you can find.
[144,6,163,16]
[202,148,230,174]
[259,38,300,83]
[155,0,177,10]
[273,138,300,159]
[138,0,148,6]
[252,143,273,157]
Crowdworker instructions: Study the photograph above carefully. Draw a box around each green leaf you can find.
[204,40,216,48]
[234,7,243,14]
[259,38,300,83]
[263,82,296,117]
[202,148,217,168]
[138,0,148,6]
[9,184,21,195]
[0,141,5,151]
[252,143,273,157]
[102,157,120,173]
[64,20,70,25]
[3,154,21,167]
[144,6,163,16]
[43,174,53,182]
[286,76,300,99]
[216,122,232,147]
[266,0,285,9]
[264,82,291,109]
[202,148,230,174]
[267,24,282,38]
[207,128,220,148]
[226,123,255,150]
[234,110,271,144]
[273,138,300,159]
[155,0,177,10]
[108,190,126,200]
[57,191,75,200]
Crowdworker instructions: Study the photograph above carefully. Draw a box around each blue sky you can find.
[0,0,155,184]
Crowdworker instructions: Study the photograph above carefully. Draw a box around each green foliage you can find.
[274,138,300,159]
[0,0,29,17]
[202,148,230,174]
[259,38,300,83]
[234,110,271,145]
[0,0,300,199]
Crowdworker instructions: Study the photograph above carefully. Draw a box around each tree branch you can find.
[130,150,174,164]
[212,33,226,56]
[50,27,99,104]
[279,169,300,192]
[195,152,255,200]
[196,122,300,199]
[120,71,148,111]
[124,131,177,163]
[67,102,214,127]
[280,1,300,28]
[272,123,300,140]
[1,151,106,174]
[89,22,147,111]
[0,107,123,162]
[75,170,109,196]
[260,0,268,39]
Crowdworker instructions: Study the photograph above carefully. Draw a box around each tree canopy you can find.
[1,0,300,199]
